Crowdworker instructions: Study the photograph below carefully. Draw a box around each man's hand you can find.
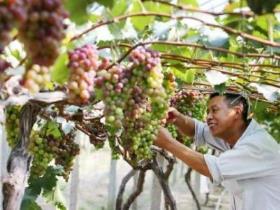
[166,107,196,138]
[154,127,175,149]
[166,107,181,123]
[154,126,211,179]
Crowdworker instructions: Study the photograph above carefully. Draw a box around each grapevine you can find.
[67,44,99,104]
[18,0,67,66]
[4,105,22,148]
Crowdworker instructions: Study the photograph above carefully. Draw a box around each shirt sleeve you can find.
[204,144,280,185]
[194,119,207,146]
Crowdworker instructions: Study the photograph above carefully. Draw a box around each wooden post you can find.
[150,154,164,210]
[0,106,10,206]
[131,172,138,210]
[69,131,83,210]
[107,158,117,210]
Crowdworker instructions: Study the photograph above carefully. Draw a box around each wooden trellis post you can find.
[107,159,117,210]
[150,154,164,210]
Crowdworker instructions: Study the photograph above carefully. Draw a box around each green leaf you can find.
[170,67,196,84]
[178,0,198,7]
[214,83,227,94]
[21,197,42,210]
[143,1,172,13]
[64,0,113,24]
[10,49,22,61]
[129,0,154,31]
[95,0,114,8]
[110,0,130,16]
[64,0,92,25]
[45,122,62,139]
[23,166,65,210]
[51,53,69,85]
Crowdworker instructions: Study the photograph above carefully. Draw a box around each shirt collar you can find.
[233,119,259,148]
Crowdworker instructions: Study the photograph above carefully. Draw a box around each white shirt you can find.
[194,119,280,210]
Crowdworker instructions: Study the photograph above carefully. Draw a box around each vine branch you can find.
[71,12,280,47]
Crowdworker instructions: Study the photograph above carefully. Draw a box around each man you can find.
[155,92,280,210]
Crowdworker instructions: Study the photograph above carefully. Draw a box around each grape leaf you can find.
[170,67,196,84]
[130,0,154,31]
[21,197,42,210]
[51,53,69,85]
[22,167,64,210]
[214,83,227,94]
[178,0,198,7]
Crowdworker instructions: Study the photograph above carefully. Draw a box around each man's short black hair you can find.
[209,92,250,123]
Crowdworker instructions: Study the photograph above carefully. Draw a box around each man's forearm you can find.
[165,139,211,178]
[174,112,195,138]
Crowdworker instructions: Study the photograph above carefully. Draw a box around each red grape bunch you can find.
[23,64,51,93]
[67,44,99,104]
[129,46,160,70]
[18,0,67,66]
[0,0,26,52]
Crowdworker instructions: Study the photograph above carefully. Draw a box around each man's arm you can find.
[155,127,211,178]
[169,108,195,138]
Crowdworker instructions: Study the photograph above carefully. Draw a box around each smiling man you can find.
[155,92,280,210]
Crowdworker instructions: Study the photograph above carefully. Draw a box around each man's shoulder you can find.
[237,119,279,151]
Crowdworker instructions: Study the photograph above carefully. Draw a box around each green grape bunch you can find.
[4,105,22,148]
[28,121,80,180]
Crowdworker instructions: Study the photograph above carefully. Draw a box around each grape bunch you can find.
[28,121,80,180]
[0,0,26,52]
[67,44,99,104]
[171,90,206,120]
[169,90,207,146]
[18,0,67,66]
[4,105,21,148]
[129,46,160,70]
[23,64,51,93]
[95,46,175,161]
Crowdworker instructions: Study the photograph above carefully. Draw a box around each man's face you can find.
[206,96,238,138]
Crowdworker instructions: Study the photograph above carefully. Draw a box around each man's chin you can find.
[209,128,220,137]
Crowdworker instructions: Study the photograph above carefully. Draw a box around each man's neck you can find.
[223,121,249,147]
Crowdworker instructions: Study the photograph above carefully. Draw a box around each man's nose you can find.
[206,112,213,121]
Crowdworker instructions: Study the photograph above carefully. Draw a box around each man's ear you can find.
[234,104,243,119]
